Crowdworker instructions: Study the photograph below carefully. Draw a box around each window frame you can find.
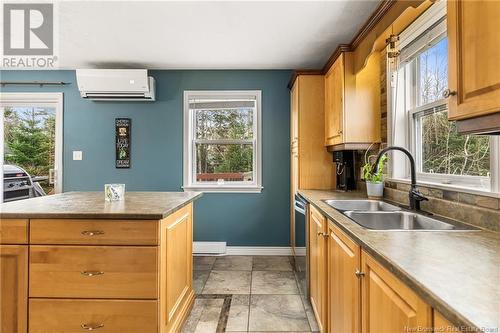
[387,1,500,195]
[183,90,262,193]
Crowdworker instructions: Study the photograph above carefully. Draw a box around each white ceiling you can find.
[56,1,380,70]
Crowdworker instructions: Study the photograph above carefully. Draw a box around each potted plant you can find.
[362,153,387,199]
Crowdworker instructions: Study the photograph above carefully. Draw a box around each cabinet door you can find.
[1,245,28,333]
[447,0,500,120]
[325,55,344,146]
[159,203,194,333]
[309,205,327,332]
[328,222,360,333]
[361,251,431,333]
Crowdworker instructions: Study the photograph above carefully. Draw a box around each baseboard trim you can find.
[225,246,293,256]
[193,242,298,256]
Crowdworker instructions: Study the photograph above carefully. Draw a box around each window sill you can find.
[182,185,263,193]
[386,178,500,199]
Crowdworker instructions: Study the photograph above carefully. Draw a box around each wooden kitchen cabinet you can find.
[309,205,328,332]
[327,221,361,333]
[433,310,457,332]
[324,52,380,149]
[1,245,28,333]
[447,0,500,121]
[159,203,194,333]
[290,75,335,253]
[361,250,432,333]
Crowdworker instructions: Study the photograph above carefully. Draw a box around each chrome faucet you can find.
[373,146,428,211]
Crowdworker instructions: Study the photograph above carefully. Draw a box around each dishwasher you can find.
[293,193,309,297]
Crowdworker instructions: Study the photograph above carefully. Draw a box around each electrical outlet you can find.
[73,151,83,161]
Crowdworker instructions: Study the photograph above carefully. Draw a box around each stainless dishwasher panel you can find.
[293,193,309,297]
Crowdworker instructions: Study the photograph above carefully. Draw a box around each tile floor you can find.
[183,255,319,333]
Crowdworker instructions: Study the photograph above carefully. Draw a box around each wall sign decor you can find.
[115,118,131,168]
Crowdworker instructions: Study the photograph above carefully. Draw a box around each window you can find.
[388,1,499,193]
[183,91,262,192]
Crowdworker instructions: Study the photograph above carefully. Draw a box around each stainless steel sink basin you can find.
[323,199,401,212]
[343,211,477,231]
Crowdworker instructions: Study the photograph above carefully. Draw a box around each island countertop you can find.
[0,191,202,219]
[298,189,500,333]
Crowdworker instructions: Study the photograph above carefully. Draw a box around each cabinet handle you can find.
[338,130,343,134]
[317,232,329,238]
[81,271,104,277]
[81,230,105,236]
[442,89,457,98]
[355,269,365,278]
[81,323,104,330]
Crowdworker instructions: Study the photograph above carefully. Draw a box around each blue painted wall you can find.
[0,70,292,246]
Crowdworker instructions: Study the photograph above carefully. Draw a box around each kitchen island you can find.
[0,191,202,333]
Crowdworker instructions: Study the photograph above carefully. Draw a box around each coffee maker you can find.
[333,151,356,191]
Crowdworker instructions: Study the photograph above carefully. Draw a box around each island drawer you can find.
[0,219,28,244]
[29,246,158,299]
[29,299,158,333]
[30,219,158,245]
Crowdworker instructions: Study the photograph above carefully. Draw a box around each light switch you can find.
[73,151,83,161]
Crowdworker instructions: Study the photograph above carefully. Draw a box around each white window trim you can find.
[387,0,500,194]
[0,92,64,201]
[182,90,262,193]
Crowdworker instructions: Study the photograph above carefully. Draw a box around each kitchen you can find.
[0,1,499,333]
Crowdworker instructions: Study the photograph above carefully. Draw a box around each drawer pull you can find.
[81,230,105,236]
[81,271,104,277]
[81,323,104,330]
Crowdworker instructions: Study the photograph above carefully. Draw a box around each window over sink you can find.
[183,90,262,193]
[388,0,500,194]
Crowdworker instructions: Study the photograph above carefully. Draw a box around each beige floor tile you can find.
[203,270,251,294]
[249,295,310,331]
[252,256,293,271]
[251,271,299,294]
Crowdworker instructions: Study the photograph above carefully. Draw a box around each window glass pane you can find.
[3,106,57,197]
[417,110,490,177]
[195,107,253,140]
[195,143,253,182]
[415,37,448,106]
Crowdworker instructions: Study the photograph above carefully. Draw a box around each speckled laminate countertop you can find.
[0,191,202,219]
[298,189,500,332]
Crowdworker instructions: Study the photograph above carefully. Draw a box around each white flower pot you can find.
[366,181,384,199]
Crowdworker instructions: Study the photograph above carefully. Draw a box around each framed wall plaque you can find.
[115,118,131,168]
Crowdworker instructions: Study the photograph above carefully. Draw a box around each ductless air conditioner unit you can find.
[76,69,155,101]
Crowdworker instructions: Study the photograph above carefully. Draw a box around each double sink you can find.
[323,199,477,231]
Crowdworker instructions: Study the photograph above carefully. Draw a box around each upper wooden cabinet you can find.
[324,52,381,149]
[447,0,500,121]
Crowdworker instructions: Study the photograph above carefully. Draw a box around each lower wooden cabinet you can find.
[159,203,195,333]
[309,205,328,332]
[29,299,157,333]
[327,221,361,333]
[307,207,440,333]
[0,245,28,333]
[361,251,432,333]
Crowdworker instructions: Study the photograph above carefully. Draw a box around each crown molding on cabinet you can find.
[288,0,398,89]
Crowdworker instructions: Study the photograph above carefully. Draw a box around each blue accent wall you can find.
[0,70,292,246]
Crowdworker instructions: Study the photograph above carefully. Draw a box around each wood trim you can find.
[456,113,500,135]
[288,0,425,87]
[287,70,323,89]
[321,44,352,77]
[350,0,398,50]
